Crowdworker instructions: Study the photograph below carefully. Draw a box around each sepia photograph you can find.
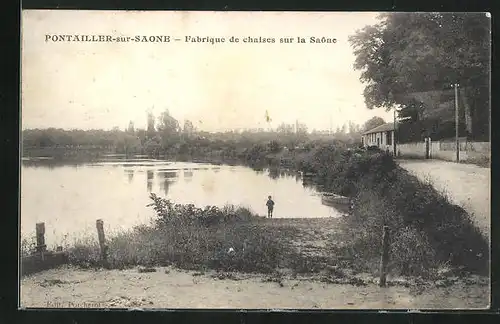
[19,10,491,309]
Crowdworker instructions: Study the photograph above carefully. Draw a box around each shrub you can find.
[147,193,258,228]
[66,210,294,273]
[63,194,298,273]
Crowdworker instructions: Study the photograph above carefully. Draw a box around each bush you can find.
[98,222,287,273]
[148,193,258,227]
[366,145,381,151]
[65,195,299,274]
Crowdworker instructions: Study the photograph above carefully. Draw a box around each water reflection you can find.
[146,170,154,192]
[125,169,134,183]
[183,169,193,182]
[302,178,315,188]
[200,171,215,193]
[253,167,264,175]
[268,167,280,180]
[21,159,343,247]
[158,170,178,196]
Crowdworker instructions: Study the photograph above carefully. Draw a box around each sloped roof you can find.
[363,122,396,135]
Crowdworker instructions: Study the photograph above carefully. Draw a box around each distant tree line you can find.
[22,108,374,160]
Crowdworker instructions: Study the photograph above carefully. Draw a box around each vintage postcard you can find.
[20,10,491,309]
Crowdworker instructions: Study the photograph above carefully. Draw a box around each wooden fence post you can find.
[35,222,47,253]
[379,225,390,287]
[96,219,108,267]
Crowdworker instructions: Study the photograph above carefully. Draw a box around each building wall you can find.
[438,140,491,153]
[362,130,395,152]
[397,142,427,158]
[397,140,490,162]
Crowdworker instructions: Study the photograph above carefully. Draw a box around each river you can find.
[20,158,343,247]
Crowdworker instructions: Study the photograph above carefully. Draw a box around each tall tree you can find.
[146,111,156,139]
[183,119,195,136]
[349,13,490,140]
[276,123,294,134]
[348,120,361,134]
[157,109,180,148]
[296,122,308,135]
[127,121,135,134]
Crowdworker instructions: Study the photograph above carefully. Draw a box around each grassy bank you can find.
[313,150,489,277]
[67,196,303,274]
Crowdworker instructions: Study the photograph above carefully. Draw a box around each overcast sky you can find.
[21,10,394,132]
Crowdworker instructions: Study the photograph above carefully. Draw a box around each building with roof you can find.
[361,122,397,152]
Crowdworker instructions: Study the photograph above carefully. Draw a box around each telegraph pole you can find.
[393,108,397,156]
[454,83,460,162]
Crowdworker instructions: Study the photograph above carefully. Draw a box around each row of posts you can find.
[34,221,391,287]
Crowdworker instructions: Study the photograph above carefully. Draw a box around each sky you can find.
[21,10,394,132]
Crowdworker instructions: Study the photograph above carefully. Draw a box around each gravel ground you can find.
[20,266,489,309]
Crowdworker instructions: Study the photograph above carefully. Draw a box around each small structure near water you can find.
[320,193,352,214]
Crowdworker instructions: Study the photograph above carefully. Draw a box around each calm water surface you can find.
[21,159,342,246]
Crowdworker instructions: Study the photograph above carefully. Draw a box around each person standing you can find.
[266,196,275,218]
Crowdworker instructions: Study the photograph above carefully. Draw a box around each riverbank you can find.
[20,265,489,309]
[21,146,490,306]
[22,215,489,309]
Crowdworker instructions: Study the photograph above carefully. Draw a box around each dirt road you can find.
[398,160,490,237]
[20,266,489,309]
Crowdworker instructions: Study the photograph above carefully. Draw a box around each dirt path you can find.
[20,266,489,309]
[257,217,344,257]
[398,160,490,238]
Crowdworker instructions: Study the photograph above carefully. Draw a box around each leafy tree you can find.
[268,140,282,153]
[296,122,308,135]
[363,116,386,132]
[38,131,54,147]
[349,12,490,140]
[127,121,135,134]
[143,135,162,157]
[157,109,180,149]
[276,123,294,134]
[146,111,156,139]
[183,119,195,137]
[115,134,141,155]
[135,128,147,146]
